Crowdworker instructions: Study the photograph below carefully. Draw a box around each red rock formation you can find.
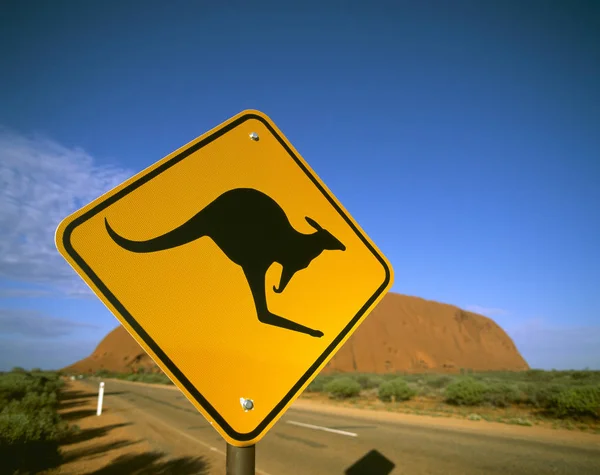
[64,293,528,374]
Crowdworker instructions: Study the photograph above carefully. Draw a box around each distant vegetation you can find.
[377,377,416,402]
[71,367,600,432]
[323,376,361,399]
[303,369,600,430]
[89,368,175,385]
[0,368,76,474]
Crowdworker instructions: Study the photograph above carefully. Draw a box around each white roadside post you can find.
[96,381,105,416]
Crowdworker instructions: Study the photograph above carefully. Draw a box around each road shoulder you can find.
[55,380,217,474]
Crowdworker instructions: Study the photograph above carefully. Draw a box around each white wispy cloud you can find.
[0,308,100,338]
[0,127,133,297]
[466,305,509,316]
[0,288,55,298]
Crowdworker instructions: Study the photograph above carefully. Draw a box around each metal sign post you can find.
[226,443,255,475]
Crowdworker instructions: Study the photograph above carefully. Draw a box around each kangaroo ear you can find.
[305,216,323,231]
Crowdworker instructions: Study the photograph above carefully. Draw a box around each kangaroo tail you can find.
[104,213,206,253]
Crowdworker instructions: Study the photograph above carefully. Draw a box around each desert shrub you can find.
[4,391,59,414]
[417,385,436,397]
[484,383,522,408]
[140,374,171,385]
[143,374,159,384]
[0,372,61,408]
[569,370,597,382]
[398,374,421,384]
[445,378,489,406]
[522,383,564,408]
[0,407,68,473]
[41,374,64,395]
[378,378,416,402]
[353,374,384,390]
[544,385,600,420]
[324,377,361,399]
[524,369,556,383]
[0,371,71,474]
[0,375,32,406]
[95,369,113,378]
[0,405,68,440]
[0,371,63,409]
[126,374,140,382]
[425,374,455,389]
[305,375,336,393]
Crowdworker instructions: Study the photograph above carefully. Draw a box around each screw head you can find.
[249,132,259,141]
[240,398,254,411]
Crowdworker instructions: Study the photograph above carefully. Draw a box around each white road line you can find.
[286,420,358,437]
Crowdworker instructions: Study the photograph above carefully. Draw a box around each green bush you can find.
[3,391,59,414]
[544,386,600,420]
[444,378,489,406]
[305,375,336,393]
[0,372,62,408]
[378,378,416,402]
[0,407,68,473]
[425,375,455,389]
[0,406,69,442]
[139,374,171,384]
[324,377,361,399]
[484,383,522,408]
[353,374,384,390]
[524,369,556,383]
[417,385,435,397]
[0,371,64,412]
[570,370,596,382]
[522,383,564,408]
[0,375,32,406]
[95,369,113,378]
[0,371,71,474]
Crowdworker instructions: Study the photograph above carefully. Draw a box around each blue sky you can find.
[1,1,598,371]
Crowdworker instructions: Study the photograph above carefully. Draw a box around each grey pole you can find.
[226,443,255,475]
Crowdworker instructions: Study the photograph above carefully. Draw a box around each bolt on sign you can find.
[55,110,394,447]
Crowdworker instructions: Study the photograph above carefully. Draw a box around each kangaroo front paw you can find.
[310,329,324,338]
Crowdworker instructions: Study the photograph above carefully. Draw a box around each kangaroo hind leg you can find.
[242,266,324,338]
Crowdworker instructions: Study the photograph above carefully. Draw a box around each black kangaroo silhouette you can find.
[104,188,346,338]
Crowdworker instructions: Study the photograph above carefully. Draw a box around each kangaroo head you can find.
[305,216,346,251]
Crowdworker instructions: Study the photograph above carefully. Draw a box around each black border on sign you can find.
[62,113,391,442]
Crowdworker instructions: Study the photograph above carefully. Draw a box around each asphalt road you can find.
[81,379,600,475]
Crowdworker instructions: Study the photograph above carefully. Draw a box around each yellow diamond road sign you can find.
[55,110,394,446]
